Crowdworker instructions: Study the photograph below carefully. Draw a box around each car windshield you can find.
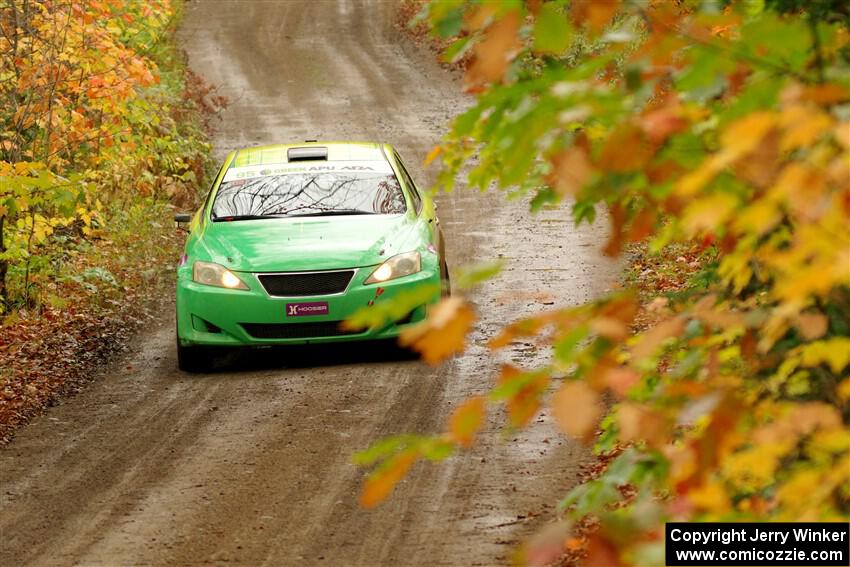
[211,161,406,220]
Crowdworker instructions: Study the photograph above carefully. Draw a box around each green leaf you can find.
[441,36,473,64]
[739,13,811,73]
[530,187,558,211]
[675,49,733,99]
[428,1,464,38]
[533,3,573,55]
[720,75,782,123]
[352,434,423,466]
[419,437,456,461]
[554,325,589,363]
[490,369,546,401]
[572,200,597,225]
[343,282,440,331]
[455,260,504,290]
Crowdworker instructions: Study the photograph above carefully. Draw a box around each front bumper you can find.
[176,264,440,347]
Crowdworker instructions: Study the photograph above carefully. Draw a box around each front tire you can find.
[177,341,210,373]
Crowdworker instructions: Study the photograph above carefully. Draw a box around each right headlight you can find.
[364,251,421,284]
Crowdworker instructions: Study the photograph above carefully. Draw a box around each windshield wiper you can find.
[212,214,287,222]
[286,210,378,218]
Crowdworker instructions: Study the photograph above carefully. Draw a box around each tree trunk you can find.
[0,214,7,312]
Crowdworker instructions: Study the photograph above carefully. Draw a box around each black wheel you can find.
[440,258,451,297]
[177,341,211,373]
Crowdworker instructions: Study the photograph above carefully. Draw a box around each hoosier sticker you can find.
[286,302,329,317]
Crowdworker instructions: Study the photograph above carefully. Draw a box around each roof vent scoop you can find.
[288,146,328,161]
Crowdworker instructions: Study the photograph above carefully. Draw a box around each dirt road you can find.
[0,1,618,565]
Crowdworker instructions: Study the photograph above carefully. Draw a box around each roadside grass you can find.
[626,242,716,300]
[626,242,718,330]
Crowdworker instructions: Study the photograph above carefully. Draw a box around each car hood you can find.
[193,214,420,272]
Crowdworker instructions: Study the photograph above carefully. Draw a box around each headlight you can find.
[365,251,421,284]
[192,261,249,290]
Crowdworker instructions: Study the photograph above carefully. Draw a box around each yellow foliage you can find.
[357,4,850,556]
[682,194,738,237]
[732,200,781,237]
[723,442,789,490]
[688,480,731,514]
[720,112,778,156]
[837,377,850,403]
[776,469,826,516]
[797,339,850,373]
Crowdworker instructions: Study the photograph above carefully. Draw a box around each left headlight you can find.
[365,251,421,284]
[192,261,249,290]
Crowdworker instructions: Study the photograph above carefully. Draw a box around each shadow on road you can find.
[201,339,420,373]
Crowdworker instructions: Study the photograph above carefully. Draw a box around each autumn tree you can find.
[350,1,850,564]
[0,0,210,312]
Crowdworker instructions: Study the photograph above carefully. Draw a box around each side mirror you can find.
[174,213,192,224]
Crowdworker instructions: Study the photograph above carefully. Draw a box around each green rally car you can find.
[174,142,448,372]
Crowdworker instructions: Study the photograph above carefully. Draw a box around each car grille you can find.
[241,322,362,340]
[257,270,355,297]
